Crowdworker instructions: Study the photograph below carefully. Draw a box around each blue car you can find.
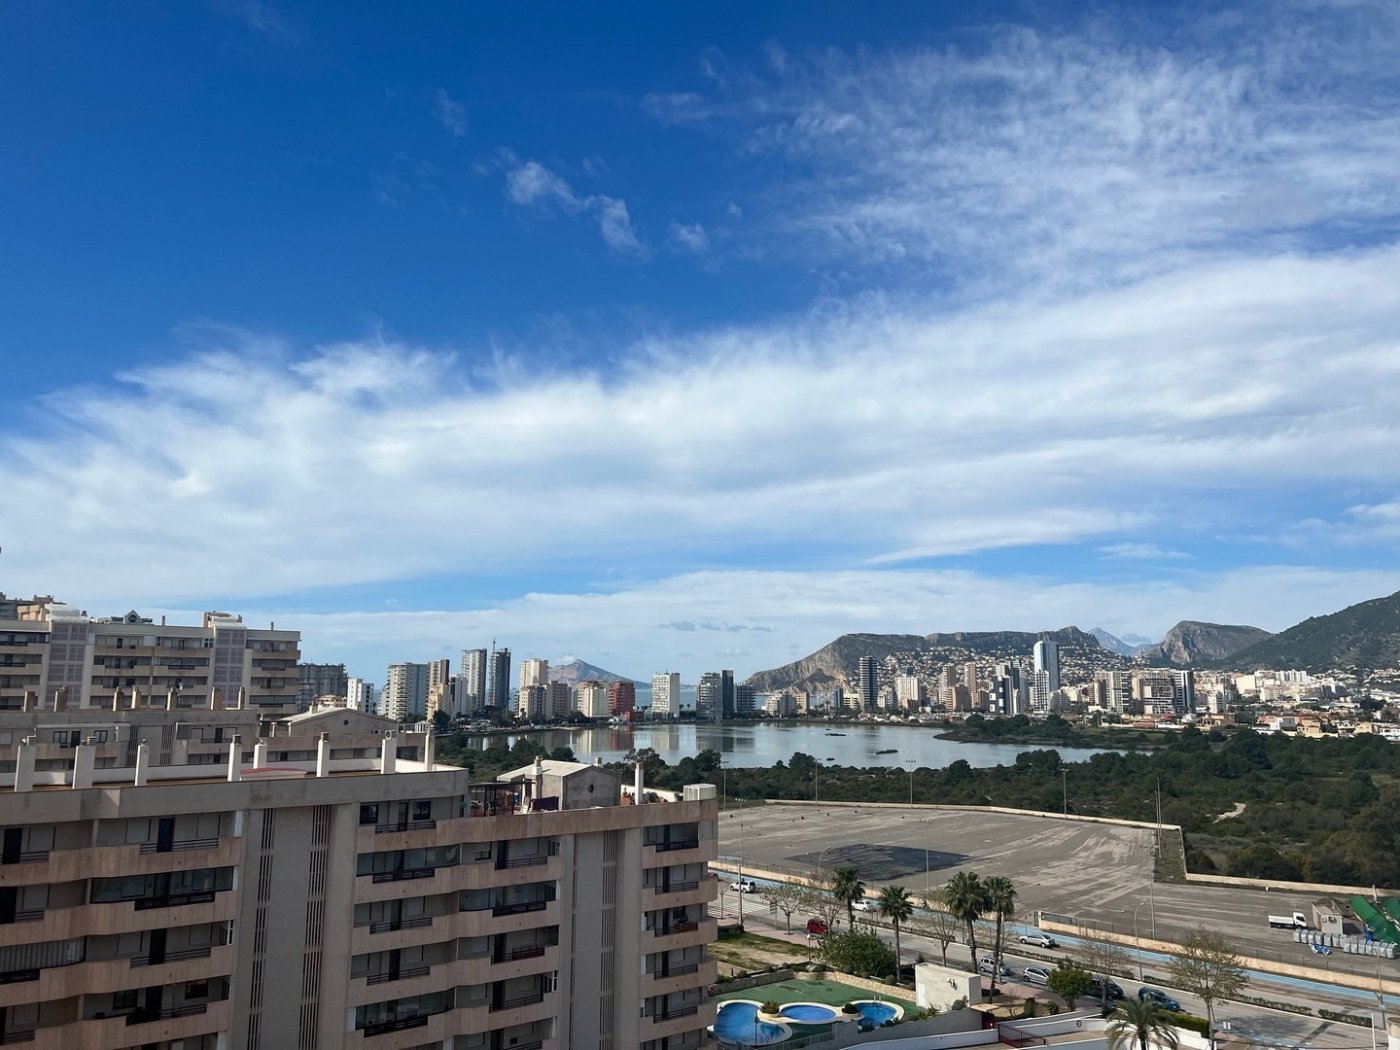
[1138,987,1181,1012]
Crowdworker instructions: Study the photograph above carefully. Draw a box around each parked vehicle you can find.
[730,879,759,893]
[1022,966,1052,986]
[1268,911,1309,929]
[978,958,1014,979]
[852,898,878,913]
[1089,976,1125,1000]
[806,918,830,935]
[1139,987,1181,1012]
[1018,931,1057,948]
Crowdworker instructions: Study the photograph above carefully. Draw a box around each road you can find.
[719,804,1400,985]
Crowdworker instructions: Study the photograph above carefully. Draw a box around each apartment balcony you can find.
[457,944,560,985]
[18,890,236,940]
[649,917,717,955]
[462,899,561,938]
[0,836,241,888]
[0,945,234,1010]
[485,991,556,1031]
[348,964,456,1008]
[355,815,471,853]
[31,998,231,1050]
[353,864,461,905]
[646,879,716,910]
[645,959,716,998]
[641,1000,716,1042]
[642,838,716,870]
[349,913,441,955]
[347,1005,469,1050]
[457,854,561,891]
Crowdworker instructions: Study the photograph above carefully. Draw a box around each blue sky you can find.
[3,1,1400,682]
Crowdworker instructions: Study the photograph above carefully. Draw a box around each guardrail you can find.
[131,945,213,966]
[491,991,545,1011]
[366,964,430,985]
[655,880,700,894]
[367,915,432,934]
[138,837,219,854]
[375,820,437,834]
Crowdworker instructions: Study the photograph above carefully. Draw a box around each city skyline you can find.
[3,4,1400,681]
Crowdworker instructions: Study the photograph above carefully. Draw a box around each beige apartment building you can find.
[0,595,300,716]
[0,703,718,1050]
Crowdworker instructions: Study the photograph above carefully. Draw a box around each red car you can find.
[806,918,830,935]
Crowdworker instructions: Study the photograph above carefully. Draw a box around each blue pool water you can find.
[780,1003,839,1023]
[855,1001,899,1027]
[714,1001,789,1045]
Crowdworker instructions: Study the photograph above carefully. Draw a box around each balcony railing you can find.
[133,890,216,910]
[651,839,699,853]
[362,1015,430,1037]
[658,962,700,978]
[369,867,436,884]
[365,964,430,986]
[0,1030,35,1045]
[654,880,699,894]
[497,854,548,869]
[125,1002,210,1025]
[490,899,550,917]
[8,908,45,923]
[130,945,214,966]
[655,921,699,936]
[500,944,547,961]
[374,820,437,834]
[490,991,545,1012]
[654,1004,700,1021]
[367,915,432,934]
[138,836,219,854]
[1,849,50,864]
[0,969,39,985]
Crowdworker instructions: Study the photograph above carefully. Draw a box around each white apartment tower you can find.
[346,677,376,713]
[1032,639,1060,692]
[383,662,430,723]
[460,648,487,710]
[576,680,610,719]
[520,658,551,691]
[651,672,681,717]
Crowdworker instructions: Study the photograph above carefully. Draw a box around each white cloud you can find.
[1099,543,1191,561]
[669,221,711,254]
[434,89,467,138]
[503,160,646,257]
[212,0,291,38]
[195,564,1400,682]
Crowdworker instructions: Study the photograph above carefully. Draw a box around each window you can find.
[184,979,210,999]
[360,804,380,826]
[92,730,108,743]
[112,990,138,1012]
[412,800,431,821]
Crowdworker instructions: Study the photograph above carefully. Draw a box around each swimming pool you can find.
[853,1000,902,1027]
[779,1002,840,1023]
[714,1001,790,1046]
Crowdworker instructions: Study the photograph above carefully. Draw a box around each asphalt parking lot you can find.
[718,803,1400,984]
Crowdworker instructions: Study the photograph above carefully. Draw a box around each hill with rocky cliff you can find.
[1142,621,1272,666]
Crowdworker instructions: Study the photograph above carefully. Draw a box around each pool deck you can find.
[716,976,917,1012]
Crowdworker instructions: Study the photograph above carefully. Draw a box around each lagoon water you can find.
[458,721,1117,770]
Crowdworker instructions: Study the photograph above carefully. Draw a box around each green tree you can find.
[799,883,844,935]
[1107,998,1180,1050]
[944,872,987,975]
[1046,960,1093,1009]
[1167,928,1247,1038]
[984,875,1017,995]
[831,866,866,927]
[431,710,451,734]
[820,927,896,978]
[878,885,915,979]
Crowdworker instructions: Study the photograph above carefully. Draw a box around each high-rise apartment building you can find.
[1172,669,1197,713]
[895,675,926,710]
[519,684,546,721]
[576,680,610,719]
[383,662,430,723]
[547,681,573,721]
[297,662,348,710]
[0,704,719,1049]
[1096,669,1132,712]
[1032,639,1060,692]
[857,657,877,711]
[0,596,300,715]
[1134,669,1177,716]
[608,681,636,719]
[489,647,512,711]
[459,648,487,712]
[651,672,681,718]
[734,683,756,717]
[694,673,720,721]
[346,677,376,713]
[720,670,735,719]
[520,658,550,691]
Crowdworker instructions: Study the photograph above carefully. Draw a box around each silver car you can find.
[1022,965,1051,986]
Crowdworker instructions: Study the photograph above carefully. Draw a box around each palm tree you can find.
[831,866,865,927]
[878,885,915,980]
[944,871,986,976]
[983,875,1017,995]
[1107,998,1180,1050]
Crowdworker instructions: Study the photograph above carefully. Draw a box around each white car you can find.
[1022,965,1052,986]
[852,898,878,913]
[1018,932,1057,948]
[730,879,758,893]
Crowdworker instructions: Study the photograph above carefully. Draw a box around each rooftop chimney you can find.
[316,732,330,778]
[226,736,241,783]
[133,742,149,787]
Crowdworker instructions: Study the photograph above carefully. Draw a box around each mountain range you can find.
[1205,590,1400,674]
[548,658,638,686]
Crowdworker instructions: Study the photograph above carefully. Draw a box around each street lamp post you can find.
[1132,900,1147,981]
[737,797,747,927]
[1061,769,1068,816]
[905,759,916,806]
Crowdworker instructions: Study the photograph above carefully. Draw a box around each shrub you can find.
[1045,1002,1059,1015]
[951,997,968,1011]
[1163,1012,1209,1037]
[1020,997,1038,1019]
[760,1000,780,1015]
[842,1002,860,1014]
